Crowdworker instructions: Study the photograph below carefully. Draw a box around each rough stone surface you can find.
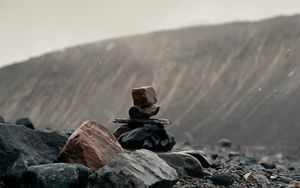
[21,163,92,188]
[128,105,160,119]
[179,150,211,168]
[132,86,157,108]
[212,173,235,186]
[293,180,300,188]
[118,124,176,151]
[244,172,270,187]
[0,124,68,186]
[158,152,203,178]
[15,117,35,130]
[58,120,124,171]
[87,149,178,188]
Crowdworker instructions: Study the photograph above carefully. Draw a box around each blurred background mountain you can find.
[0,15,299,147]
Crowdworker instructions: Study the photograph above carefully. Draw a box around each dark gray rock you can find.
[0,116,5,124]
[87,149,178,188]
[21,163,92,188]
[15,117,35,130]
[118,124,176,151]
[179,150,211,168]
[128,105,160,119]
[158,152,203,178]
[0,124,68,187]
[277,175,293,184]
[260,162,276,169]
[113,118,171,126]
[212,173,235,186]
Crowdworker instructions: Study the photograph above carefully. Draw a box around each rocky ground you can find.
[173,143,300,188]
[0,122,300,188]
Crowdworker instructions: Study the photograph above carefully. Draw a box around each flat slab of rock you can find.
[58,120,124,171]
[0,124,68,186]
[22,163,92,188]
[87,149,178,188]
[113,118,171,125]
[132,86,157,108]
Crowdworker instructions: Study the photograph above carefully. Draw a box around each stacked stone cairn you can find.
[113,86,176,151]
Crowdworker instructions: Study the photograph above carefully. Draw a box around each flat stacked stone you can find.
[113,86,176,152]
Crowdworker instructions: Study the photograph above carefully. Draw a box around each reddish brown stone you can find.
[132,86,157,108]
[58,120,124,171]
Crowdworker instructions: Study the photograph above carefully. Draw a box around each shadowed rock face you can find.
[0,15,300,147]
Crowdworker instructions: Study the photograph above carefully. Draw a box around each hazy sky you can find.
[1,0,300,67]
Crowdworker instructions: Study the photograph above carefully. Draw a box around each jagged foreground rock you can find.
[87,149,178,188]
[21,163,92,188]
[58,121,124,171]
[0,124,68,187]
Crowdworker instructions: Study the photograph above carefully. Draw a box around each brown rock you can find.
[132,86,157,108]
[58,120,124,171]
[128,104,160,119]
[293,180,300,188]
[243,172,270,186]
[259,156,272,164]
[218,138,232,147]
[112,125,134,138]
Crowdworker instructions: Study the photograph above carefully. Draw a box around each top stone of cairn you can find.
[132,86,157,108]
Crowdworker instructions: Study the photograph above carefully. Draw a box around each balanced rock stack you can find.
[113,86,176,151]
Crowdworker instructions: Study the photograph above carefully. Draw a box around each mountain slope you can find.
[1,15,300,147]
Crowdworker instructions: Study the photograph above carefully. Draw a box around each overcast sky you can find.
[0,0,300,67]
